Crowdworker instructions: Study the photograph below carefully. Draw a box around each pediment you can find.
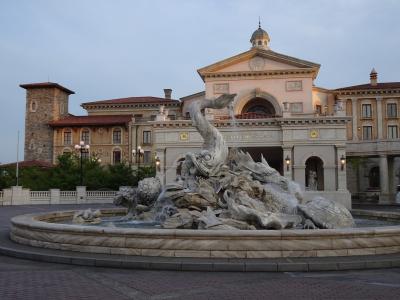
[197,48,320,80]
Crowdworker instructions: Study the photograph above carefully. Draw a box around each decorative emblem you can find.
[179,132,189,141]
[249,56,265,71]
[310,129,319,138]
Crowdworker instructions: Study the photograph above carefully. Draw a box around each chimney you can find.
[164,88,172,99]
[370,68,378,86]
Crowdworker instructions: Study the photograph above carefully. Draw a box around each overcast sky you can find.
[0,0,399,163]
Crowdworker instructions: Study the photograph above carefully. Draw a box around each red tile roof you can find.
[335,82,400,91]
[20,82,75,94]
[48,115,133,127]
[0,160,54,169]
[82,96,180,106]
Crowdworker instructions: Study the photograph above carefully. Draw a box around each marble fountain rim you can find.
[10,208,400,238]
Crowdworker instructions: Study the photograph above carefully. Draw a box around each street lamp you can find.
[340,155,346,171]
[155,155,161,171]
[285,155,291,172]
[132,145,144,166]
[74,140,90,186]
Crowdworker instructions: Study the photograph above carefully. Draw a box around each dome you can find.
[250,23,270,50]
[250,27,269,43]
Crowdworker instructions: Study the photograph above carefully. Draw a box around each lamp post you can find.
[155,155,161,171]
[74,141,90,186]
[340,155,346,171]
[132,145,144,167]
[285,155,291,172]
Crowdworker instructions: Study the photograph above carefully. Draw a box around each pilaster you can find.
[379,154,389,203]
[351,98,358,141]
[376,97,383,139]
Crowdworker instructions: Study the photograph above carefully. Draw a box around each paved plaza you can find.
[1,204,400,299]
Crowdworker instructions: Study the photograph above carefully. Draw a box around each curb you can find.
[2,237,400,272]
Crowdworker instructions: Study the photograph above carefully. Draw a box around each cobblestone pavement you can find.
[0,205,400,299]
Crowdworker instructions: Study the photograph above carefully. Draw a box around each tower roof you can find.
[19,82,75,94]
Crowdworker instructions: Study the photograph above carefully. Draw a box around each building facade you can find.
[20,25,400,206]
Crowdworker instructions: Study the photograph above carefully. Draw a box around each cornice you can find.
[83,102,181,111]
[202,68,317,81]
[152,116,350,129]
[335,89,400,97]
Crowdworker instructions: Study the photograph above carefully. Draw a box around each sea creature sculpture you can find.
[72,208,102,224]
[117,94,355,231]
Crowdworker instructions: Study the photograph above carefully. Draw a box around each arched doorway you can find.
[368,166,380,189]
[239,97,276,118]
[305,156,324,190]
[176,158,185,178]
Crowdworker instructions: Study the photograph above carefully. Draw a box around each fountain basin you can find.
[10,208,400,258]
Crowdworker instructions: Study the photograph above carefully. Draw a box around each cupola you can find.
[250,21,270,50]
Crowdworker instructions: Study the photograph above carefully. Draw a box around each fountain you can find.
[9,94,400,259]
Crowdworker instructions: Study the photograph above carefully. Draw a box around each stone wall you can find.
[24,87,70,162]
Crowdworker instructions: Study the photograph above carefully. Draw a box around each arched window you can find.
[30,100,37,112]
[305,156,324,191]
[368,167,380,189]
[112,128,122,144]
[112,149,121,164]
[63,148,72,155]
[81,128,90,144]
[63,129,72,145]
[240,97,276,118]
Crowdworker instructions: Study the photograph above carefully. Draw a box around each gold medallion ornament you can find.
[310,129,319,138]
[179,132,189,141]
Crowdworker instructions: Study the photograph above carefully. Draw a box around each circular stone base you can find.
[10,209,400,259]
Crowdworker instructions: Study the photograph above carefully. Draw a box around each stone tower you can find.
[20,82,74,163]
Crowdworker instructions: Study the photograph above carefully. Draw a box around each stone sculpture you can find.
[114,177,161,219]
[114,94,355,230]
[72,208,102,224]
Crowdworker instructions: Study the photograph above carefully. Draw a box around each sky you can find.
[0,0,399,163]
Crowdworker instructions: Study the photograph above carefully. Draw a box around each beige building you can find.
[337,70,400,203]
[20,25,400,206]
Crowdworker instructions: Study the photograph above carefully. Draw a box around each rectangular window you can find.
[81,150,90,160]
[113,129,121,144]
[362,104,372,118]
[143,151,151,164]
[113,150,121,164]
[63,131,72,145]
[290,102,303,113]
[387,103,397,118]
[388,125,398,139]
[81,130,90,144]
[143,131,152,144]
[362,126,373,140]
[315,105,322,115]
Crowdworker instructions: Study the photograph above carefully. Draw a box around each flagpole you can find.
[16,130,19,186]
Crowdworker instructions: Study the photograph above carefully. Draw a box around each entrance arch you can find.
[305,156,324,190]
[241,97,276,117]
[234,89,282,117]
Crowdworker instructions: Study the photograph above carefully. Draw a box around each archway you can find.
[240,97,276,118]
[234,89,282,117]
[305,156,324,190]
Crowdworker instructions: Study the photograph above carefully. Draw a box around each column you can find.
[376,97,383,139]
[50,189,60,205]
[282,146,292,180]
[76,186,86,204]
[379,154,389,203]
[351,98,358,141]
[337,147,347,191]
[155,148,166,185]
